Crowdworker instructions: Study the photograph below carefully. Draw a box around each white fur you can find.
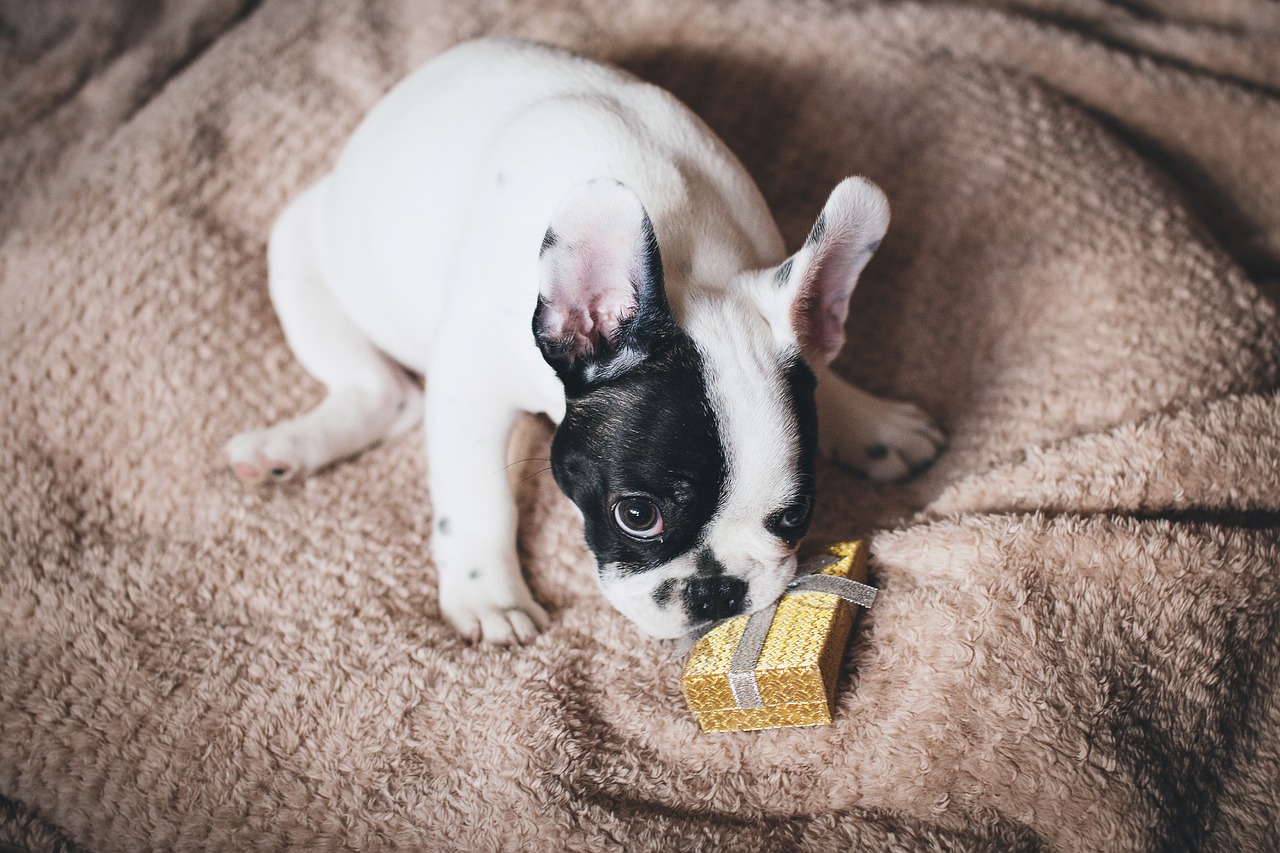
[689,295,803,593]
[227,38,944,642]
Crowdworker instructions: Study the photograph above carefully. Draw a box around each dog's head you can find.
[533,177,888,637]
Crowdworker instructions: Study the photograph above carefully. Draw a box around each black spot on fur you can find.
[468,569,480,580]
[653,578,678,608]
[637,213,662,290]
[539,228,558,256]
[805,212,827,247]
[695,548,727,577]
[775,256,794,286]
[438,517,450,534]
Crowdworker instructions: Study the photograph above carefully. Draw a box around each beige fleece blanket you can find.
[3,0,1280,850]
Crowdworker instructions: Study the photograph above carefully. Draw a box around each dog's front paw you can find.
[225,424,320,484]
[439,563,550,645]
[823,397,946,482]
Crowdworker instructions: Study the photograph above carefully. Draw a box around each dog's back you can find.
[307,37,783,378]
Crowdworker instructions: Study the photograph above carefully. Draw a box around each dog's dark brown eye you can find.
[613,497,664,539]
[776,497,812,533]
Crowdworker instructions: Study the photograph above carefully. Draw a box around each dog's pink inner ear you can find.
[535,178,665,375]
[538,269,637,362]
[788,178,890,367]
[792,230,875,365]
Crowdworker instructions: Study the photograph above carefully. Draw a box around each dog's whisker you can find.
[515,467,553,486]
[501,456,552,472]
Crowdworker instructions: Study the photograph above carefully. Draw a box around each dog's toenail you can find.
[866,444,889,460]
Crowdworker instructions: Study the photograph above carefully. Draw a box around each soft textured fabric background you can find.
[3,0,1279,850]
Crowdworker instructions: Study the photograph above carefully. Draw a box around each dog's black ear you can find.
[533,179,677,398]
[767,177,889,367]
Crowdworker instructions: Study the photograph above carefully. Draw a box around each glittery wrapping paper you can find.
[681,541,868,732]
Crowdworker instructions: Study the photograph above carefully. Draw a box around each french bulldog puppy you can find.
[226,37,943,643]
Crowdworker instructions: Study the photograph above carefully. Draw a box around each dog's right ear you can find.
[757,177,890,368]
[533,179,677,398]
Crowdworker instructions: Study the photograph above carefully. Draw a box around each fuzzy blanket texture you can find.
[3,0,1280,850]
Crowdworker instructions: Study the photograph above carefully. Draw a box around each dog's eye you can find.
[771,497,812,541]
[613,497,664,540]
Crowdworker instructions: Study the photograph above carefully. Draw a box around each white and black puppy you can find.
[226,38,943,643]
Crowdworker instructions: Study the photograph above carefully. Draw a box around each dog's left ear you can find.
[533,179,678,398]
[757,177,890,367]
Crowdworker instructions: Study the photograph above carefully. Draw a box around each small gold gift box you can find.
[680,541,874,732]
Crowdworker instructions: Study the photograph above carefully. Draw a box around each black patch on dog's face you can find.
[768,354,818,543]
[549,331,727,575]
[785,355,818,487]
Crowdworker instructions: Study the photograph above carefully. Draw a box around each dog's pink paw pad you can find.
[232,462,261,482]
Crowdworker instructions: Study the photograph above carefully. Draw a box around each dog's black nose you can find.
[686,576,748,622]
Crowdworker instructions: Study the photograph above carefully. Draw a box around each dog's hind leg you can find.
[225,182,423,484]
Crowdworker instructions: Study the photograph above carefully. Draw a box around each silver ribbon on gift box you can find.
[722,553,877,710]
